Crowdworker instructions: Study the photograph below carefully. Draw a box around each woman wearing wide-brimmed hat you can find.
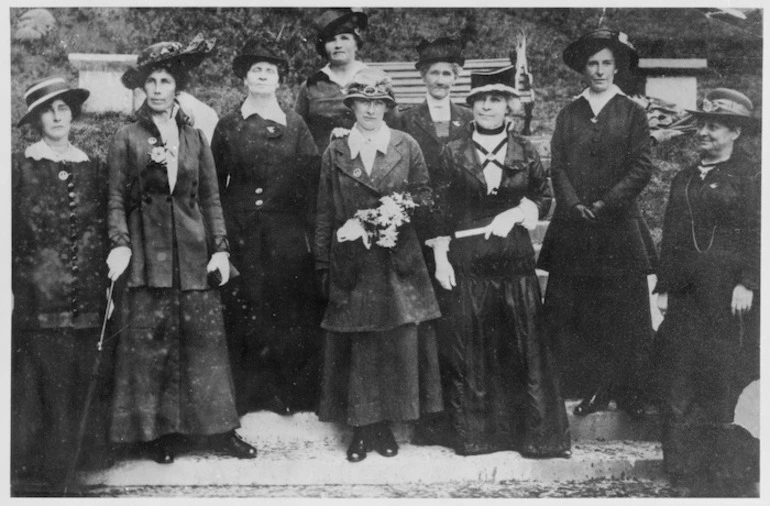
[653,88,760,494]
[314,67,442,463]
[295,8,399,152]
[106,34,256,463]
[11,77,113,493]
[211,39,322,415]
[420,66,570,457]
[537,29,657,418]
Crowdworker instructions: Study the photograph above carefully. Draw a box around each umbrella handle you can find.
[97,280,115,352]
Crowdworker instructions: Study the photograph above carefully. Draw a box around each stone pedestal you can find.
[68,53,137,114]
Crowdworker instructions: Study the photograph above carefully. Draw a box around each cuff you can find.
[425,235,451,254]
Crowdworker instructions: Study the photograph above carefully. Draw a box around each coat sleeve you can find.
[196,129,229,254]
[549,107,582,210]
[738,167,761,290]
[653,173,685,294]
[294,81,310,119]
[210,117,231,195]
[297,117,321,232]
[522,138,552,219]
[600,103,654,209]
[314,145,335,271]
[107,127,133,249]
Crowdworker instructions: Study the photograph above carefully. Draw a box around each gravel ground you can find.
[82,478,689,498]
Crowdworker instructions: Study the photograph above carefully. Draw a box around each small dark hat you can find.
[18,76,89,127]
[313,8,367,57]
[121,33,216,89]
[232,39,289,79]
[343,68,396,108]
[687,88,759,128]
[466,65,519,105]
[415,36,465,69]
[562,29,639,73]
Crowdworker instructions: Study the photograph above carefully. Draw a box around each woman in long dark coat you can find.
[654,88,760,495]
[211,39,321,414]
[11,77,112,494]
[424,66,570,457]
[106,35,256,464]
[315,68,443,462]
[537,30,656,417]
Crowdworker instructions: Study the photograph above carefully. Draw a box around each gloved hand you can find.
[731,284,754,316]
[426,236,455,290]
[590,200,606,219]
[106,246,132,281]
[484,207,524,239]
[656,292,668,316]
[207,251,231,286]
[337,218,371,249]
[316,269,330,300]
[571,203,596,222]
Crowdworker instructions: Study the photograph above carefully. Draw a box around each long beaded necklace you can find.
[684,171,717,253]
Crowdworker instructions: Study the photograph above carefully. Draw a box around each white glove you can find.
[731,284,754,316]
[484,207,524,239]
[106,246,132,281]
[337,218,371,249]
[207,251,230,286]
[656,292,668,316]
[427,236,455,290]
[330,127,351,140]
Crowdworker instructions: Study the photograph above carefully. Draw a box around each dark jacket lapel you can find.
[332,140,380,193]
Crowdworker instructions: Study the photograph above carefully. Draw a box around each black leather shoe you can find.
[573,388,611,416]
[150,439,174,464]
[374,425,399,458]
[617,394,646,419]
[346,428,370,463]
[214,431,257,459]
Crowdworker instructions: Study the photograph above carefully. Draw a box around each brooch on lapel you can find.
[148,137,157,145]
[353,168,362,178]
[58,170,69,181]
[709,183,719,189]
[266,126,276,134]
[452,120,462,127]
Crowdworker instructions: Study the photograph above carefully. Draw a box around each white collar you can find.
[320,60,368,87]
[426,94,451,110]
[348,123,391,159]
[25,140,89,163]
[241,98,287,126]
[579,84,625,116]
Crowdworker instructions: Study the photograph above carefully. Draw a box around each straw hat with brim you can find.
[18,76,89,127]
[232,39,289,79]
[313,8,368,57]
[121,33,216,90]
[465,65,519,105]
[415,36,465,69]
[563,29,639,74]
[686,88,759,129]
[343,68,396,108]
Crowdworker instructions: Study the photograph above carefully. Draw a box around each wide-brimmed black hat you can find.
[415,36,465,69]
[313,8,367,57]
[343,68,396,108]
[466,65,519,105]
[687,88,759,129]
[562,29,639,73]
[121,33,216,89]
[232,39,289,79]
[18,76,89,127]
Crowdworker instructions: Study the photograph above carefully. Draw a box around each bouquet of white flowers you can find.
[354,192,418,248]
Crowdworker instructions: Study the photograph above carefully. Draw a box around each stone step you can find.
[80,440,663,488]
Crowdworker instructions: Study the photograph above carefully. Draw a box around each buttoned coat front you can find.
[107,104,228,291]
[397,101,473,175]
[314,129,441,332]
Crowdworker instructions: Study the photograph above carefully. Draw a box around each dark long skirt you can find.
[110,287,240,443]
[11,328,114,491]
[436,273,570,456]
[657,275,760,489]
[318,323,443,426]
[542,273,653,398]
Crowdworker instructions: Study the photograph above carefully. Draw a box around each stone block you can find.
[68,53,137,114]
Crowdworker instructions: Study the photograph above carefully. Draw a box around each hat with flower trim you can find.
[343,67,396,108]
[122,33,216,89]
[686,88,758,128]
